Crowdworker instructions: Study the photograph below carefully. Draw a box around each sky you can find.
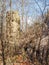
[6,0,49,18]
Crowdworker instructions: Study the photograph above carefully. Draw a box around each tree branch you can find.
[34,0,43,16]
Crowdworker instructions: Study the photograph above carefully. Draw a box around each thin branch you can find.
[34,0,43,15]
[43,0,46,13]
[46,4,49,6]
[34,0,49,18]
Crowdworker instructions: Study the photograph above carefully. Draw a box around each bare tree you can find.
[21,0,24,31]
[34,0,49,19]
[24,0,29,31]
[0,0,6,65]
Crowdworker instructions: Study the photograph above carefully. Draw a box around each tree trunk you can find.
[1,40,6,65]
[1,16,6,65]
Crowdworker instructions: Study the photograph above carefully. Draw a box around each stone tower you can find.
[6,11,20,45]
